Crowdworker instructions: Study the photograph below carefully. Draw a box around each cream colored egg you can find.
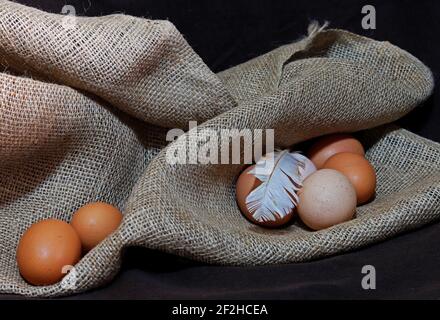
[297,169,356,230]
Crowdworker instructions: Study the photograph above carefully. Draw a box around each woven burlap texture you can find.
[0,1,438,297]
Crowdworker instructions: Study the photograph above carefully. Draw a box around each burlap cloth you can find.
[0,1,438,297]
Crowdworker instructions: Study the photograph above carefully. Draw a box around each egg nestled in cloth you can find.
[235,150,316,228]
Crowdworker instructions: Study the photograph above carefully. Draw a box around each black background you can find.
[2,0,440,299]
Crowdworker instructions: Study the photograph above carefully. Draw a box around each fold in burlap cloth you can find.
[0,1,438,297]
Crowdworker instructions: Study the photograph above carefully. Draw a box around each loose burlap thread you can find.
[0,1,438,297]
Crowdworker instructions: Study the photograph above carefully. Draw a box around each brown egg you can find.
[307,133,365,169]
[16,219,81,286]
[297,169,357,230]
[323,152,376,204]
[235,165,293,228]
[71,202,123,252]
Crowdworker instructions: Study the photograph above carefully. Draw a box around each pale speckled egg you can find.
[297,169,357,230]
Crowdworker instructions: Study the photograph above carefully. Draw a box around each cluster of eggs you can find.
[16,202,123,286]
[236,133,376,230]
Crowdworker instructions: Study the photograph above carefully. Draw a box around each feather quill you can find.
[246,150,316,222]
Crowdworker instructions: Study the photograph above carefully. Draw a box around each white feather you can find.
[246,150,316,222]
[295,153,317,180]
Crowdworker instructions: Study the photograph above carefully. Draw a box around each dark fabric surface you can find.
[2,0,440,299]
